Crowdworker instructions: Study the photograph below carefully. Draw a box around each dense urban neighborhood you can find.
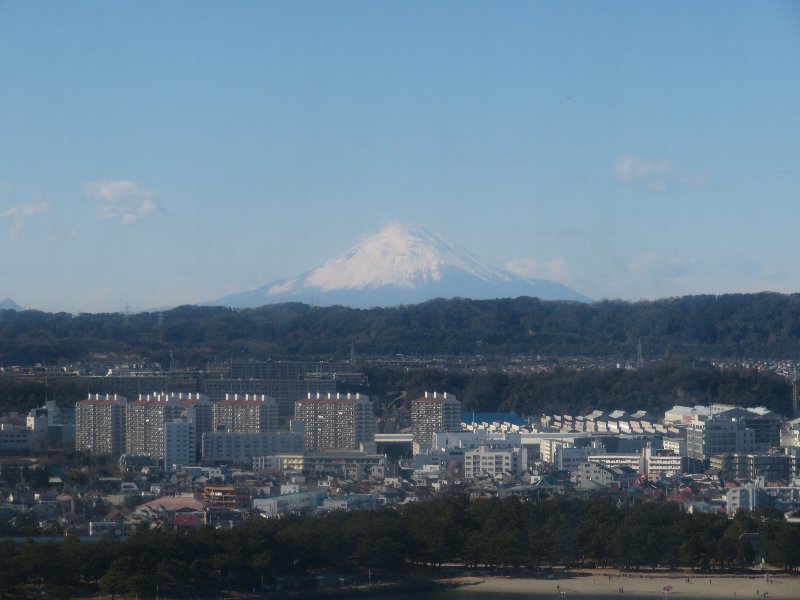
[2,359,800,598]
[2,357,800,540]
[3,300,800,597]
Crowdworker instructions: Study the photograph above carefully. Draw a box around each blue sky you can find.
[1,1,798,312]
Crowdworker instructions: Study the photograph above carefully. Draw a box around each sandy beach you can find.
[447,571,800,599]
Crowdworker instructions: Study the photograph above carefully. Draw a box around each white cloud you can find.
[84,180,157,225]
[613,156,670,182]
[0,200,48,237]
[612,155,710,194]
[612,155,671,192]
[505,256,571,283]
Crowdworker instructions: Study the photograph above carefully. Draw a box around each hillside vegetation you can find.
[2,293,800,365]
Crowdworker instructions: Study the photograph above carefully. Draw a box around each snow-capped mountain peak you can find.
[210,223,589,308]
[270,223,508,294]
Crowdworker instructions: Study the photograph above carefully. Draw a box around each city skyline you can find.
[1,2,798,313]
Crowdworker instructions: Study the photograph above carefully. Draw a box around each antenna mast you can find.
[637,338,643,368]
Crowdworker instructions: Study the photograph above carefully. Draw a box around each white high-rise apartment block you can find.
[212,393,279,433]
[75,394,127,456]
[294,392,376,451]
[164,420,195,472]
[125,393,191,461]
[411,391,461,444]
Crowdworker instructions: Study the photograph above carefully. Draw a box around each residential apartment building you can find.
[175,393,213,460]
[643,447,687,479]
[464,444,527,479]
[712,452,792,484]
[571,461,637,489]
[0,424,35,453]
[726,478,800,516]
[125,393,190,461]
[202,485,251,509]
[411,391,461,445]
[686,415,760,467]
[164,420,195,472]
[716,407,781,448]
[204,360,361,415]
[202,431,305,465]
[74,393,127,456]
[267,449,386,479]
[294,392,376,451]
[212,393,279,433]
[252,489,328,517]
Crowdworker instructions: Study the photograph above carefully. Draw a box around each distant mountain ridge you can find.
[212,223,589,308]
[0,298,22,311]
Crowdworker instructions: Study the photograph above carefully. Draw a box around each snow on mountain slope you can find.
[0,298,23,311]
[270,223,510,294]
[211,223,590,308]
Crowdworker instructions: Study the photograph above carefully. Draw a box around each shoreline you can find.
[442,570,800,599]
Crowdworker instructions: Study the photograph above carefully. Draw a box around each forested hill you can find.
[2,292,800,365]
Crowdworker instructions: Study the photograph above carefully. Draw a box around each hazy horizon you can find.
[1,2,798,313]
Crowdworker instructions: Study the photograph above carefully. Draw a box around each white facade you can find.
[643,448,685,478]
[554,440,606,472]
[686,416,760,463]
[589,453,643,471]
[294,392,376,451]
[321,494,377,511]
[411,391,461,444]
[252,490,328,516]
[125,394,190,461]
[75,394,127,456]
[662,437,687,456]
[572,462,635,488]
[431,430,522,451]
[203,431,305,464]
[212,394,279,433]
[464,445,527,479]
[164,420,195,472]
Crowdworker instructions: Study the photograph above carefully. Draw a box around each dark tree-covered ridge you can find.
[3,292,800,365]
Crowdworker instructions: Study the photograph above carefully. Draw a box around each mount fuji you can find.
[211,224,590,309]
[0,298,22,311]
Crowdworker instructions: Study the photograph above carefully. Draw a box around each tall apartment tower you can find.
[411,391,461,444]
[294,392,376,451]
[175,392,213,461]
[125,393,192,461]
[75,394,127,456]
[164,419,195,472]
[212,393,279,433]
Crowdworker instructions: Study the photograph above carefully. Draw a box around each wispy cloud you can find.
[84,180,157,225]
[627,254,697,278]
[505,256,571,283]
[612,155,708,193]
[0,200,48,237]
[612,155,671,192]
